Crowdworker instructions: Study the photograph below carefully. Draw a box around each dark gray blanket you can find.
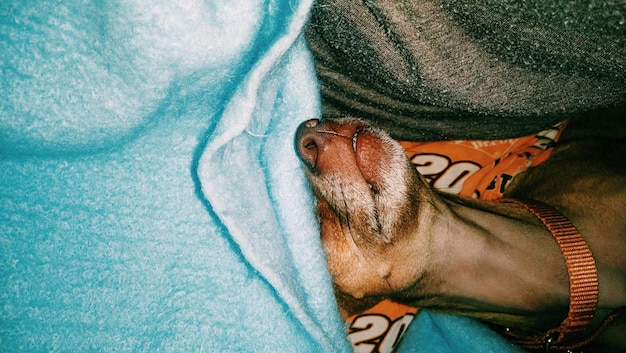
[306,0,626,140]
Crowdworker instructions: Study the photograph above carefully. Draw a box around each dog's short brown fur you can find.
[295,107,626,351]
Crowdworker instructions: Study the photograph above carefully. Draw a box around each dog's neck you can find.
[394,194,571,331]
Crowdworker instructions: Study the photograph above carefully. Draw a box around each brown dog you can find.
[295,108,626,352]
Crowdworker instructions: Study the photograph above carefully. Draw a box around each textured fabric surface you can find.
[1,1,348,352]
[2,1,620,352]
[306,0,626,140]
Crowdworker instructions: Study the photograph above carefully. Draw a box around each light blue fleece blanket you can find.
[0,1,524,352]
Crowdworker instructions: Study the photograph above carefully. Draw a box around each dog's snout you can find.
[295,119,322,169]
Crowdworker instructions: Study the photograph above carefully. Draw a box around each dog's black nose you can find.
[295,119,321,169]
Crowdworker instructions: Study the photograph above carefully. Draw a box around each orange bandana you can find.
[400,121,567,200]
[345,122,568,353]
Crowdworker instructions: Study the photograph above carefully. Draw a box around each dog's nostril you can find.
[304,139,317,150]
[297,136,319,169]
[295,119,323,169]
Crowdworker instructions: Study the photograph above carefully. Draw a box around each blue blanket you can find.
[0,1,525,352]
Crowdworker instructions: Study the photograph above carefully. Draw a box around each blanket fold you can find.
[2,1,619,352]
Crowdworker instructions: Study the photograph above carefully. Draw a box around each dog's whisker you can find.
[317,130,352,139]
[341,189,356,243]
[340,187,369,261]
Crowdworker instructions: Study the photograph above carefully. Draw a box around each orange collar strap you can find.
[500,198,599,352]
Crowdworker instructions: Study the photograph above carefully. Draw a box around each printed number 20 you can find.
[349,314,415,353]
[410,154,481,194]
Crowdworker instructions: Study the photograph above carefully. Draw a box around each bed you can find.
[1,1,623,352]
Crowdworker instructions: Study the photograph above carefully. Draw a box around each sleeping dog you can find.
[295,108,626,352]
